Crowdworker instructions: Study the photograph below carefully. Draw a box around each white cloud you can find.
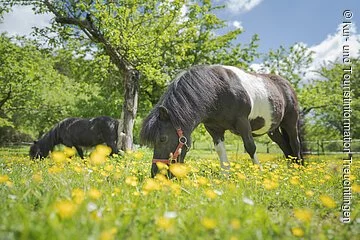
[306,23,360,80]
[249,63,264,72]
[251,23,360,82]
[232,20,244,30]
[0,5,53,37]
[226,0,263,13]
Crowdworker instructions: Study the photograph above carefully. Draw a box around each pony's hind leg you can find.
[103,124,119,156]
[108,141,119,156]
[74,146,84,159]
[204,125,230,175]
[236,118,262,169]
[281,123,302,165]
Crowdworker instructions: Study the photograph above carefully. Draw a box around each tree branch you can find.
[301,104,336,115]
[0,87,11,110]
[43,0,132,72]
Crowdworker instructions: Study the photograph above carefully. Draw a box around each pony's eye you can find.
[160,135,168,143]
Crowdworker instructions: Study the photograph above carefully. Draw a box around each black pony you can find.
[140,65,302,177]
[30,116,119,159]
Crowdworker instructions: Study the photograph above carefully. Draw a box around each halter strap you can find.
[152,128,188,165]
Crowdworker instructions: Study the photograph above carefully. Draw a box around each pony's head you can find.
[141,106,191,178]
[29,141,49,159]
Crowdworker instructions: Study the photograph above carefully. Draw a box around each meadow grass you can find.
[0,146,359,240]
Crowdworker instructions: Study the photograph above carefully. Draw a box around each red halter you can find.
[152,128,188,165]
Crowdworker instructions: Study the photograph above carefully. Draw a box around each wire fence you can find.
[192,139,360,155]
[302,139,360,155]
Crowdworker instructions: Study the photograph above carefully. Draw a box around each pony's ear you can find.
[159,105,170,120]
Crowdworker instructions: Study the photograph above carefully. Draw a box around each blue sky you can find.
[0,0,359,78]
[217,0,359,53]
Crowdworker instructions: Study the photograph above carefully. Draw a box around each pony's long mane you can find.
[37,118,78,152]
[140,65,228,146]
[36,123,60,153]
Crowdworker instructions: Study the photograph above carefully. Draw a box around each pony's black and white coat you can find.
[141,65,301,177]
[29,116,119,159]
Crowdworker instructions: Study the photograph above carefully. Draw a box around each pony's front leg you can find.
[214,141,231,175]
[74,146,84,159]
[237,118,263,170]
[204,125,231,176]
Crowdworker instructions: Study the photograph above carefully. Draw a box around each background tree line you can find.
[0,0,358,150]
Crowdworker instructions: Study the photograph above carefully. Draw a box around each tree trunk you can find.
[119,68,140,151]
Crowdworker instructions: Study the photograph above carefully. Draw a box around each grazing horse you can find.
[29,116,119,159]
[140,65,302,177]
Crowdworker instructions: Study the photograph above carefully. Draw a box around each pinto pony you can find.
[30,116,119,159]
[140,65,302,177]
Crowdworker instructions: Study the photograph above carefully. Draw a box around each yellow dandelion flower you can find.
[319,195,336,208]
[291,227,304,237]
[305,190,314,197]
[230,219,241,229]
[263,179,279,190]
[170,182,181,195]
[132,191,140,196]
[0,174,9,183]
[324,175,332,180]
[51,151,67,163]
[54,200,77,219]
[32,173,43,183]
[214,179,222,185]
[99,228,117,240]
[154,173,168,182]
[133,152,144,160]
[89,151,107,165]
[72,188,85,204]
[156,162,169,170]
[349,175,356,181]
[100,170,108,177]
[201,217,217,230]
[156,216,174,231]
[64,147,76,158]
[6,181,13,188]
[95,145,112,156]
[352,184,360,193]
[294,208,313,223]
[290,176,300,185]
[234,163,241,169]
[236,172,247,180]
[205,189,217,199]
[88,188,102,200]
[197,176,209,186]
[48,165,62,174]
[104,164,114,172]
[143,178,160,192]
[169,163,189,178]
[125,176,138,187]
[73,166,83,173]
